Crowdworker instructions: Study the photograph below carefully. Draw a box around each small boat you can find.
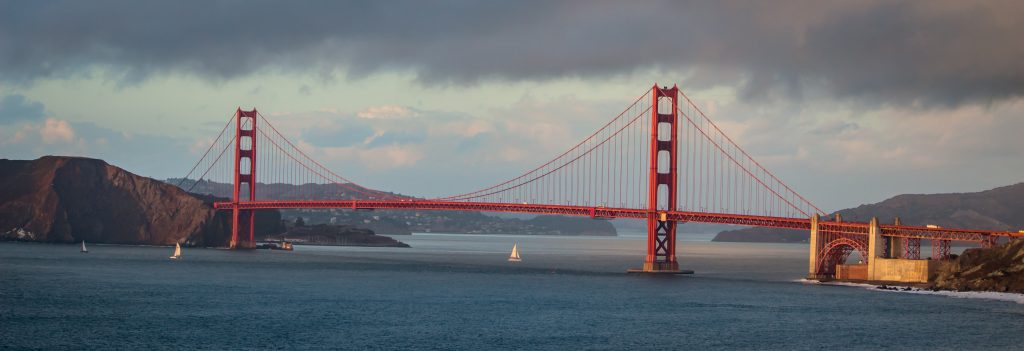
[508,242,521,262]
[169,242,181,260]
[80,240,88,253]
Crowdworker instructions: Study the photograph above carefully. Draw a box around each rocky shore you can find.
[930,238,1024,293]
[834,238,1024,294]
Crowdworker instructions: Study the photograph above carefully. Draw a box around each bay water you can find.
[3,233,1024,350]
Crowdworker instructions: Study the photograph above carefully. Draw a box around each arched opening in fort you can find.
[815,237,869,278]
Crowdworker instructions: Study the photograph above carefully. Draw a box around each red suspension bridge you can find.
[178,84,1022,277]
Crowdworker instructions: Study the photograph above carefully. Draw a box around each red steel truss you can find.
[213,199,1021,243]
[932,239,951,260]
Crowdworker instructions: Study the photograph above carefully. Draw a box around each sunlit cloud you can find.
[40,118,76,144]
[356,105,418,119]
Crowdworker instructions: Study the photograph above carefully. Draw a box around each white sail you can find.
[80,240,88,253]
[170,243,181,259]
[508,243,521,262]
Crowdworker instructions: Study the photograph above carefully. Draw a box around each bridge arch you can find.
[815,236,869,277]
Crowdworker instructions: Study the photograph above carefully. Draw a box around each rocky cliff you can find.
[0,156,281,246]
[714,183,1024,243]
[931,239,1024,292]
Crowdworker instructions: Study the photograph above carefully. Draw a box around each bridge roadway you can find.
[214,200,1022,243]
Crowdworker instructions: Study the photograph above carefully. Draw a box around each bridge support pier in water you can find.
[230,108,258,249]
[807,214,820,279]
[810,216,941,283]
[809,216,887,280]
[629,84,692,274]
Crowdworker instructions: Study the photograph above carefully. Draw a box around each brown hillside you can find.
[714,183,1024,242]
[0,156,280,246]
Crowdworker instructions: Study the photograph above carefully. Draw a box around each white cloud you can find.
[40,118,76,144]
[693,89,1024,210]
[188,137,215,154]
[356,105,417,119]
[301,143,424,172]
[4,127,31,145]
[428,119,493,138]
[358,145,425,169]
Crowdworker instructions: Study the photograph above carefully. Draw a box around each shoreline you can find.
[798,279,1024,304]
[0,240,410,249]
[291,242,409,248]
[0,240,184,248]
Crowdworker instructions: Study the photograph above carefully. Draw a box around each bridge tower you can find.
[231,108,258,249]
[639,84,685,273]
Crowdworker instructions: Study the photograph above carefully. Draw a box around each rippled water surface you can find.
[3,234,1024,350]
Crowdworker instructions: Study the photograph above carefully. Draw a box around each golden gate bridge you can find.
[177,84,1022,278]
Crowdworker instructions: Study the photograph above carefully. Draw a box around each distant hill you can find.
[171,179,617,236]
[170,178,397,200]
[0,156,282,246]
[611,218,744,236]
[713,183,1024,243]
[523,215,616,236]
[271,224,410,248]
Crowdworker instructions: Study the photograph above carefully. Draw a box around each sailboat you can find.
[169,242,181,260]
[508,242,521,262]
[80,240,88,253]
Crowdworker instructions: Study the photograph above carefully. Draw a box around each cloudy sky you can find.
[1,0,1022,211]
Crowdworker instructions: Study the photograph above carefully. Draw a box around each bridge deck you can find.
[214,200,1021,242]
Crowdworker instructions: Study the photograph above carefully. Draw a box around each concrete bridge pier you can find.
[809,215,938,283]
[865,217,883,278]
[807,214,820,279]
[887,217,903,258]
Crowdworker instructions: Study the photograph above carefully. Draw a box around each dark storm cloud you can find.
[2,1,1022,106]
